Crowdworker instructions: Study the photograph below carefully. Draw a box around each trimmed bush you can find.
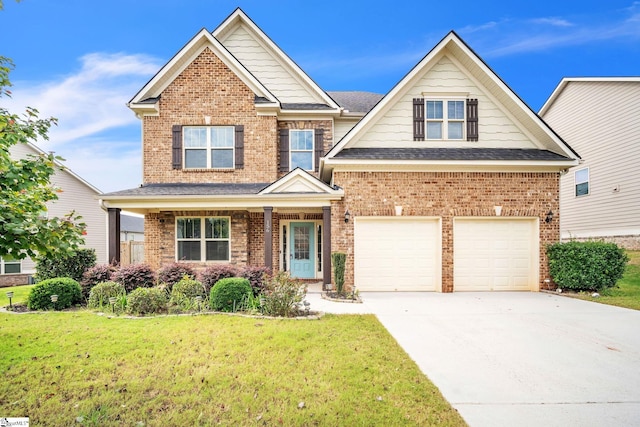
[81,264,117,301]
[113,264,155,292]
[260,271,307,317]
[34,248,97,282]
[210,277,251,312]
[331,252,346,294]
[126,287,167,315]
[200,264,238,294]
[547,241,629,291]
[170,276,207,311]
[27,277,82,311]
[88,281,126,309]
[158,263,196,291]
[240,266,271,295]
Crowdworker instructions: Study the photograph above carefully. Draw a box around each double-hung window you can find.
[426,99,465,140]
[183,126,234,169]
[176,217,230,262]
[290,129,314,171]
[575,168,589,197]
[1,257,21,274]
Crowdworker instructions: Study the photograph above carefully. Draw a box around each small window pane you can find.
[575,168,589,183]
[211,149,233,168]
[184,127,207,148]
[426,101,443,119]
[291,151,313,170]
[290,130,313,150]
[448,122,463,139]
[177,218,201,239]
[427,122,442,139]
[185,149,207,168]
[205,218,229,239]
[178,241,201,261]
[448,101,464,119]
[4,262,21,274]
[576,182,589,196]
[211,127,234,148]
[206,241,229,261]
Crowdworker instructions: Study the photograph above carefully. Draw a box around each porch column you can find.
[322,206,331,290]
[107,208,121,265]
[263,206,273,270]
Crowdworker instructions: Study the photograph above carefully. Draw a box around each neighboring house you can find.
[1,142,108,286]
[100,8,579,292]
[539,77,640,249]
[120,213,145,242]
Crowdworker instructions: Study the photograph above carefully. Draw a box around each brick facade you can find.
[331,171,560,292]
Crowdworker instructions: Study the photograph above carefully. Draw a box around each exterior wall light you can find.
[545,210,554,223]
[344,210,351,223]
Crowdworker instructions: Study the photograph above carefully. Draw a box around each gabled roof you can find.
[128,28,278,116]
[322,31,580,179]
[539,77,640,116]
[259,168,343,195]
[212,8,340,112]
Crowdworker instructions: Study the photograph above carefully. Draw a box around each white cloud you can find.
[530,17,574,27]
[5,52,160,192]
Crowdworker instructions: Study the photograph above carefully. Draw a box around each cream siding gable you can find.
[351,55,536,149]
[260,169,342,195]
[541,80,640,240]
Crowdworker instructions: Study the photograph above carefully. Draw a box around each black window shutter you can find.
[279,129,290,172]
[466,99,478,141]
[172,125,183,169]
[413,98,425,141]
[234,125,244,169]
[314,128,324,172]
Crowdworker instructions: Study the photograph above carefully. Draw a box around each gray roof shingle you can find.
[333,148,572,161]
[327,91,384,114]
[101,182,270,197]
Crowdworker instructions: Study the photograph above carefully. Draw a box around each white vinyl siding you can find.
[351,55,535,149]
[354,218,441,291]
[542,80,640,239]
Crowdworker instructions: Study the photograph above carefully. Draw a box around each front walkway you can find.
[306,290,640,427]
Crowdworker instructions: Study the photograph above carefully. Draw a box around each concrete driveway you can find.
[307,291,640,426]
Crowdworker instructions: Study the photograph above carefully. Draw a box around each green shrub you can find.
[158,263,196,291]
[331,252,346,294]
[209,277,251,312]
[126,287,167,315]
[88,281,126,309]
[34,248,97,282]
[27,277,82,311]
[260,271,307,317]
[200,264,238,294]
[547,241,629,291]
[240,266,271,295]
[81,264,117,301]
[113,264,155,292]
[170,276,207,310]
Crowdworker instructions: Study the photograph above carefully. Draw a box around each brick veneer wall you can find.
[142,47,278,184]
[331,171,560,292]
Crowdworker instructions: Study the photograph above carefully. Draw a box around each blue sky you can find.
[2,0,639,192]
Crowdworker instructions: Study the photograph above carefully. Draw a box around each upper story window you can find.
[176,217,230,262]
[290,130,314,171]
[1,257,21,275]
[575,168,589,197]
[183,126,235,169]
[414,97,478,141]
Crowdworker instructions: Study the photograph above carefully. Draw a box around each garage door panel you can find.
[454,219,538,291]
[355,218,440,291]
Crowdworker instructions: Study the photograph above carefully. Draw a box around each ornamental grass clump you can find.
[88,281,126,310]
[210,277,252,312]
[260,271,307,317]
[27,277,82,311]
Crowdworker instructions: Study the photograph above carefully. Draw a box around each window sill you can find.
[182,168,235,173]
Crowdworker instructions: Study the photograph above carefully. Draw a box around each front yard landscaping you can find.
[0,305,465,426]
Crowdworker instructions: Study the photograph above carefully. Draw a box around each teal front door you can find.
[290,222,315,279]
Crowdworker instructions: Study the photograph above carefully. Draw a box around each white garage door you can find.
[454,218,538,291]
[354,218,440,291]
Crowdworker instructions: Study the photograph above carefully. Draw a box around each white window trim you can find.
[183,126,235,170]
[574,167,590,197]
[1,257,22,275]
[425,97,466,140]
[289,129,315,172]
[175,216,231,262]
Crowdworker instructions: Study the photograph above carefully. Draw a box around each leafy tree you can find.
[0,56,86,260]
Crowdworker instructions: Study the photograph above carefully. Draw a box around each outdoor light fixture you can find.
[109,296,118,313]
[344,210,351,223]
[195,295,203,311]
[545,210,554,223]
[6,291,13,309]
[50,295,58,303]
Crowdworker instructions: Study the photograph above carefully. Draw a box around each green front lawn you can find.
[567,250,640,310]
[0,284,33,307]
[0,310,465,426]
